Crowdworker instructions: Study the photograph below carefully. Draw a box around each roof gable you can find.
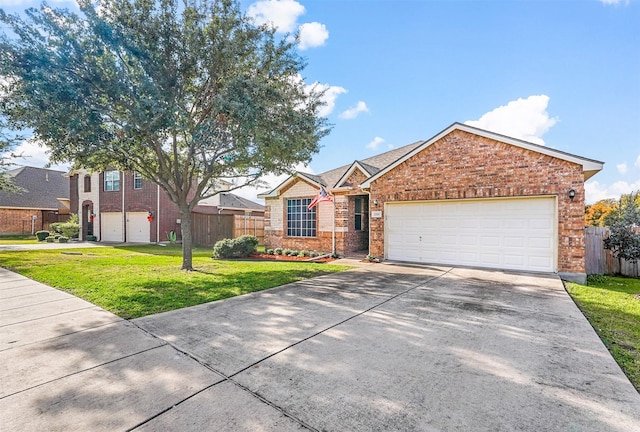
[0,166,69,210]
[333,161,373,188]
[360,123,604,188]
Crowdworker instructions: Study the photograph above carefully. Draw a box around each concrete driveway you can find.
[1,263,639,431]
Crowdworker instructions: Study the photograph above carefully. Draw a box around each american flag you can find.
[308,186,333,210]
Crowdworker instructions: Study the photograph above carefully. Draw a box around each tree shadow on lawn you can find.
[109,267,343,319]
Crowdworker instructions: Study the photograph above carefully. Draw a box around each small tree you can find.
[603,192,640,268]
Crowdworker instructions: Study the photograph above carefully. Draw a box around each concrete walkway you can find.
[1,264,639,431]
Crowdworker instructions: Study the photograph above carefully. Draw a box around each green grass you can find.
[565,275,640,392]
[0,235,38,244]
[0,244,347,319]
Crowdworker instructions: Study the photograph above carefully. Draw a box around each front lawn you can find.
[565,276,640,392]
[0,244,347,319]
[0,235,37,244]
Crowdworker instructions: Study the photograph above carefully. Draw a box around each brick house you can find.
[0,166,70,235]
[259,123,604,282]
[69,170,263,243]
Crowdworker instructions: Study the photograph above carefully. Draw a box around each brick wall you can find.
[368,129,585,273]
[0,209,42,234]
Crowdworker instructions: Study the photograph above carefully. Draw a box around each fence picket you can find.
[585,226,639,277]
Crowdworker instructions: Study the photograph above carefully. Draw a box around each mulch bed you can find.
[248,253,336,263]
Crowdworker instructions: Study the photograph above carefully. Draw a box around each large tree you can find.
[0,0,329,269]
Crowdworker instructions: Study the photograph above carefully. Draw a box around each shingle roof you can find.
[309,140,425,188]
[218,193,265,211]
[0,166,69,210]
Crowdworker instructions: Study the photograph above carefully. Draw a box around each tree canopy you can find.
[0,0,330,269]
[603,191,640,265]
[584,198,617,227]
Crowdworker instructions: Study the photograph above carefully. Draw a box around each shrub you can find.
[212,238,235,259]
[298,250,309,257]
[45,236,55,243]
[49,222,63,234]
[266,249,275,255]
[235,235,259,256]
[274,248,283,255]
[309,251,318,258]
[283,249,293,256]
[58,222,80,239]
[58,236,69,243]
[212,235,259,259]
[86,235,97,242]
[35,231,50,241]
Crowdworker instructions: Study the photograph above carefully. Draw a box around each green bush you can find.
[58,236,69,243]
[58,222,80,239]
[298,250,308,257]
[283,249,293,256]
[235,235,259,256]
[212,235,259,259]
[212,238,234,258]
[274,248,283,255]
[49,222,63,234]
[266,249,275,255]
[86,235,97,242]
[309,251,318,258]
[45,236,55,243]
[36,231,50,241]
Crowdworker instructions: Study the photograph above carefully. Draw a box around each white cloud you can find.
[10,139,70,172]
[465,95,558,145]
[298,22,329,50]
[599,0,630,5]
[635,154,640,168]
[617,162,628,175]
[306,82,347,117]
[585,178,640,204]
[339,101,369,120]
[246,0,305,33]
[366,137,385,150]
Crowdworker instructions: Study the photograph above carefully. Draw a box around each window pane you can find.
[287,198,316,237]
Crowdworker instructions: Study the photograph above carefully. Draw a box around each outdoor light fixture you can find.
[373,199,379,206]
[568,189,576,200]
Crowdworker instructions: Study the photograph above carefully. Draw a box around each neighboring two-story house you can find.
[0,166,70,235]
[68,170,263,243]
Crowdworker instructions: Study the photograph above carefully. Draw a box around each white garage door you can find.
[126,212,150,243]
[101,212,123,242]
[386,197,556,272]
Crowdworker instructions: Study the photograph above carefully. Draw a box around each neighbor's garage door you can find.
[386,197,556,272]
[126,212,150,243]
[101,212,123,242]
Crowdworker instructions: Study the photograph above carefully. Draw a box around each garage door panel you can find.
[127,212,150,243]
[386,198,556,272]
[101,212,123,242]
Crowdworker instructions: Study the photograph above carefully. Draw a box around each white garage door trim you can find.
[101,212,124,242]
[385,197,557,273]
[126,212,151,243]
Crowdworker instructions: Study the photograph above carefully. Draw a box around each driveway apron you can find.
[1,263,639,431]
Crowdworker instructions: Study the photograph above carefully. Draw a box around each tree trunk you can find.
[180,206,194,271]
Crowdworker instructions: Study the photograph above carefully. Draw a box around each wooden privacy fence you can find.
[190,213,234,247]
[585,226,640,277]
[190,213,264,247]
[234,215,265,245]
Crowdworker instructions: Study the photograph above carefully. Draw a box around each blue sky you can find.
[3,0,639,204]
